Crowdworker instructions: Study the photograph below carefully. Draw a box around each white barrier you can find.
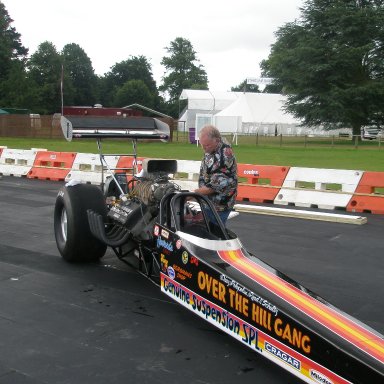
[65,156,200,188]
[174,159,200,191]
[275,167,363,209]
[234,204,367,224]
[175,179,198,190]
[175,160,201,179]
[65,153,119,185]
[0,148,46,177]
[2,148,372,216]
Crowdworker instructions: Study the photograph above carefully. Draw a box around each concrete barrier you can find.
[65,153,119,184]
[275,167,363,210]
[28,151,76,181]
[2,148,384,216]
[347,171,384,214]
[174,159,200,191]
[0,148,46,177]
[237,164,289,203]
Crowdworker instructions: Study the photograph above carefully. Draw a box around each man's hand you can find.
[194,186,215,196]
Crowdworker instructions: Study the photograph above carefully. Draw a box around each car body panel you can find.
[155,224,384,384]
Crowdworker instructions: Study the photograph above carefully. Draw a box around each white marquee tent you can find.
[178,89,302,136]
[178,89,350,138]
[213,92,301,134]
[178,90,242,134]
[179,89,241,111]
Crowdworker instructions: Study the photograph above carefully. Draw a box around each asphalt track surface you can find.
[0,176,383,384]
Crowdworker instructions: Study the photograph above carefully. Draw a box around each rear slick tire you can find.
[54,184,107,262]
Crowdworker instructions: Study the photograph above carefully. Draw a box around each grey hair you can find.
[199,125,221,140]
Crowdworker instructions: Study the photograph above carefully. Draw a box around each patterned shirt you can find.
[198,141,237,211]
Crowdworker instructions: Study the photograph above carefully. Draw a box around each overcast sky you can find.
[4,0,304,92]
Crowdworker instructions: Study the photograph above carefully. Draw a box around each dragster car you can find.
[54,110,384,383]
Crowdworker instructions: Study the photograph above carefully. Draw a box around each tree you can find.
[160,37,208,117]
[0,1,29,107]
[100,55,160,108]
[0,60,39,109]
[0,1,28,77]
[113,79,154,108]
[61,43,97,106]
[231,80,260,93]
[261,0,384,136]
[27,41,63,114]
[262,83,284,94]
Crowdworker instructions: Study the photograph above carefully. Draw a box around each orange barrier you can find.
[115,156,144,185]
[115,156,144,173]
[347,171,384,214]
[27,151,76,181]
[237,164,290,203]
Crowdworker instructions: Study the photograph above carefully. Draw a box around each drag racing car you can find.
[54,110,384,383]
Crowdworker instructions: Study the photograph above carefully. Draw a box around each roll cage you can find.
[159,191,230,241]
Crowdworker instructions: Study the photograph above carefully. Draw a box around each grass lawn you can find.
[1,136,384,172]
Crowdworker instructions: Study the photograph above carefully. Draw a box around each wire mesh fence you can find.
[1,114,383,149]
[0,114,63,139]
[173,130,383,149]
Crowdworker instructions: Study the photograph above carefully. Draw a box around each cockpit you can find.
[159,191,237,241]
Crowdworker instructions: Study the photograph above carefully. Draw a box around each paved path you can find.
[0,176,382,384]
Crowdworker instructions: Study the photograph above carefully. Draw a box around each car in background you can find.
[361,126,383,140]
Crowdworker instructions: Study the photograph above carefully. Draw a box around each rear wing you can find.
[60,115,170,142]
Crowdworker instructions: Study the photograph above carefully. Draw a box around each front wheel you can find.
[54,184,107,262]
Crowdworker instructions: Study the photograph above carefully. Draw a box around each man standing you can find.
[194,125,237,224]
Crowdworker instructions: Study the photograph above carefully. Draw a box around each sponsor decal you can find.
[167,266,175,279]
[243,169,259,176]
[153,225,159,236]
[173,264,192,281]
[265,342,301,370]
[161,229,169,239]
[273,318,311,353]
[162,276,190,304]
[190,256,199,266]
[58,190,64,197]
[176,239,182,249]
[310,370,333,384]
[156,237,173,252]
[220,274,278,316]
[198,271,227,304]
[161,275,259,351]
[181,251,189,264]
[160,254,168,272]
[162,275,351,384]
[201,272,311,354]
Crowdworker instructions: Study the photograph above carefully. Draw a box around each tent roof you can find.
[0,107,29,114]
[180,89,241,101]
[215,93,300,124]
[179,89,241,111]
